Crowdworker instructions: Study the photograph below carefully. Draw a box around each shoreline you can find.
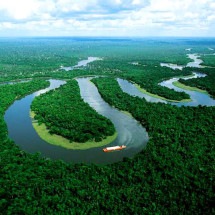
[134,84,191,103]
[172,81,208,94]
[30,111,117,150]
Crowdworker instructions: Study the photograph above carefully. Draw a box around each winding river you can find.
[4,79,148,164]
[4,58,148,164]
[160,53,205,70]
[119,53,215,107]
[3,54,215,164]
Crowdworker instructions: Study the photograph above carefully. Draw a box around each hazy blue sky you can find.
[0,0,214,37]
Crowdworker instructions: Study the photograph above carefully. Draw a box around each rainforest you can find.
[0,37,214,214]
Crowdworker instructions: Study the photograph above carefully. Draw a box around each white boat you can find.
[103,145,126,152]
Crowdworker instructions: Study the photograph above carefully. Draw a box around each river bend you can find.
[119,53,215,107]
[4,78,148,164]
[3,54,214,164]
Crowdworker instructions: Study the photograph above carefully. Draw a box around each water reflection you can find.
[160,63,184,70]
[160,53,206,70]
[186,54,205,68]
[5,78,148,164]
[77,78,149,149]
[135,53,215,106]
[117,78,167,104]
[159,72,206,92]
[60,57,102,71]
[33,79,66,97]
[160,73,215,107]
[118,72,215,107]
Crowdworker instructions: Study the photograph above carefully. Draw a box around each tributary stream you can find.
[119,53,215,107]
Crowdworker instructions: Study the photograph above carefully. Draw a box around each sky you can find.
[0,0,215,37]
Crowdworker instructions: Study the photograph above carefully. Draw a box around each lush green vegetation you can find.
[31,80,115,143]
[31,118,117,150]
[0,37,192,82]
[179,67,215,98]
[85,49,194,101]
[134,82,190,102]
[201,54,215,67]
[1,78,213,214]
[173,81,208,93]
[0,38,215,214]
[0,80,49,150]
[92,77,214,214]
[118,64,191,101]
[0,79,49,109]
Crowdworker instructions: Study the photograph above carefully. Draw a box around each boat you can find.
[103,145,126,152]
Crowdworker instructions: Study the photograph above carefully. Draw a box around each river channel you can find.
[4,79,148,164]
[118,53,215,107]
[3,54,215,164]
[60,57,101,71]
[118,72,215,107]
[4,57,148,164]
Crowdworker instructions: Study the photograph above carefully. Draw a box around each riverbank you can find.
[30,111,117,150]
[172,81,208,94]
[134,84,191,103]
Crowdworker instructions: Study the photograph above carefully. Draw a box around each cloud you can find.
[0,0,149,20]
[99,0,150,12]
[0,0,40,20]
[0,0,214,37]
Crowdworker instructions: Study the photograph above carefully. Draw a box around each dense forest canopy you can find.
[0,37,214,214]
[178,67,215,98]
[31,80,115,143]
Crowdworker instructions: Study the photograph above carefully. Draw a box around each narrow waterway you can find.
[118,72,215,107]
[186,54,205,68]
[77,77,148,148]
[60,57,101,71]
[159,72,215,106]
[119,53,215,107]
[160,53,205,70]
[117,78,167,104]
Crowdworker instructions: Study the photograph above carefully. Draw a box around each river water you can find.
[4,57,148,164]
[3,54,214,164]
[119,53,215,107]
[60,57,101,71]
[160,53,205,70]
[118,73,215,107]
[159,73,215,106]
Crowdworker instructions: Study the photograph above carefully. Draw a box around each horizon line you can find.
[1,36,215,39]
